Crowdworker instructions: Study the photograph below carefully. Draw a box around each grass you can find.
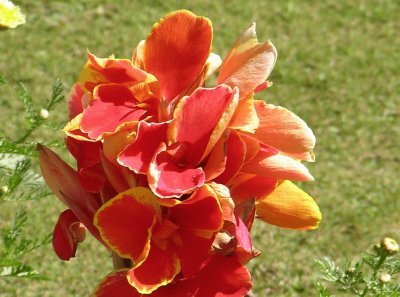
[1,0,399,296]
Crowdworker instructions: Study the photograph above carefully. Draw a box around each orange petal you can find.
[103,122,136,166]
[203,132,227,181]
[242,151,314,181]
[218,23,277,97]
[94,187,160,265]
[144,10,212,102]
[256,180,321,230]
[228,94,259,133]
[229,173,277,202]
[253,100,315,154]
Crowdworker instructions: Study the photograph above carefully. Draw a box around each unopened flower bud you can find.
[379,272,391,283]
[40,108,49,119]
[381,237,399,255]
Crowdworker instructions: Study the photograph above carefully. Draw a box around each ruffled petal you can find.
[256,180,321,230]
[94,187,160,265]
[79,51,148,92]
[144,10,212,102]
[149,146,205,198]
[118,122,169,174]
[81,84,147,140]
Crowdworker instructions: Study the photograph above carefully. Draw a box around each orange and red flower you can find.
[39,9,321,296]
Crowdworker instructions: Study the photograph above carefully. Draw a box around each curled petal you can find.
[218,22,277,97]
[256,180,322,230]
[144,10,212,102]
[79,50,147,92]
[52,209,86,261]
[149,145,206,198]
[118,122,169,174]
[127,242,180,294]
[253,100,316,154]
[94,187,160,265]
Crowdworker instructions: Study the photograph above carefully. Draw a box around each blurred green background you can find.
[0,0,399,296]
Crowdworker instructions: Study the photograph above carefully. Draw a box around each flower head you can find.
[0,0,25,29]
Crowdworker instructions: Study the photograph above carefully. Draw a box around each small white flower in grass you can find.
[0,0,25,29]
[40,108,50,119]
[379,272,391,283]
[381,237,399,255]
[1,185,9,193]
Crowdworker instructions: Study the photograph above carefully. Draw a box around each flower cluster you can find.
[39,10,321,296]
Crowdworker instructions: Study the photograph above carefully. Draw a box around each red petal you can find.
[118,122,169,174]
[80,51,148,92]
[67,83,85,120]
[156,255,252,297]
[94,188,160,264]
[214,130,246,184]
[170,185,223,232]
[52,209,86,261]
[170,86,238,166]
[144,10,212,102]
[149,145,205,198]
[127,242,180,294]
[94,270,140,297]
[81,84,147,140]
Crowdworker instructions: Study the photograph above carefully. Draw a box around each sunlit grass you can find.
[0,0,399,296]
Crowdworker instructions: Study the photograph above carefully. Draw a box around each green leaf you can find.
[0,264,48,280]
[16,83,41,132]
[46,78,64,111]
[0,138,38,156]
[0,75,5,84]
